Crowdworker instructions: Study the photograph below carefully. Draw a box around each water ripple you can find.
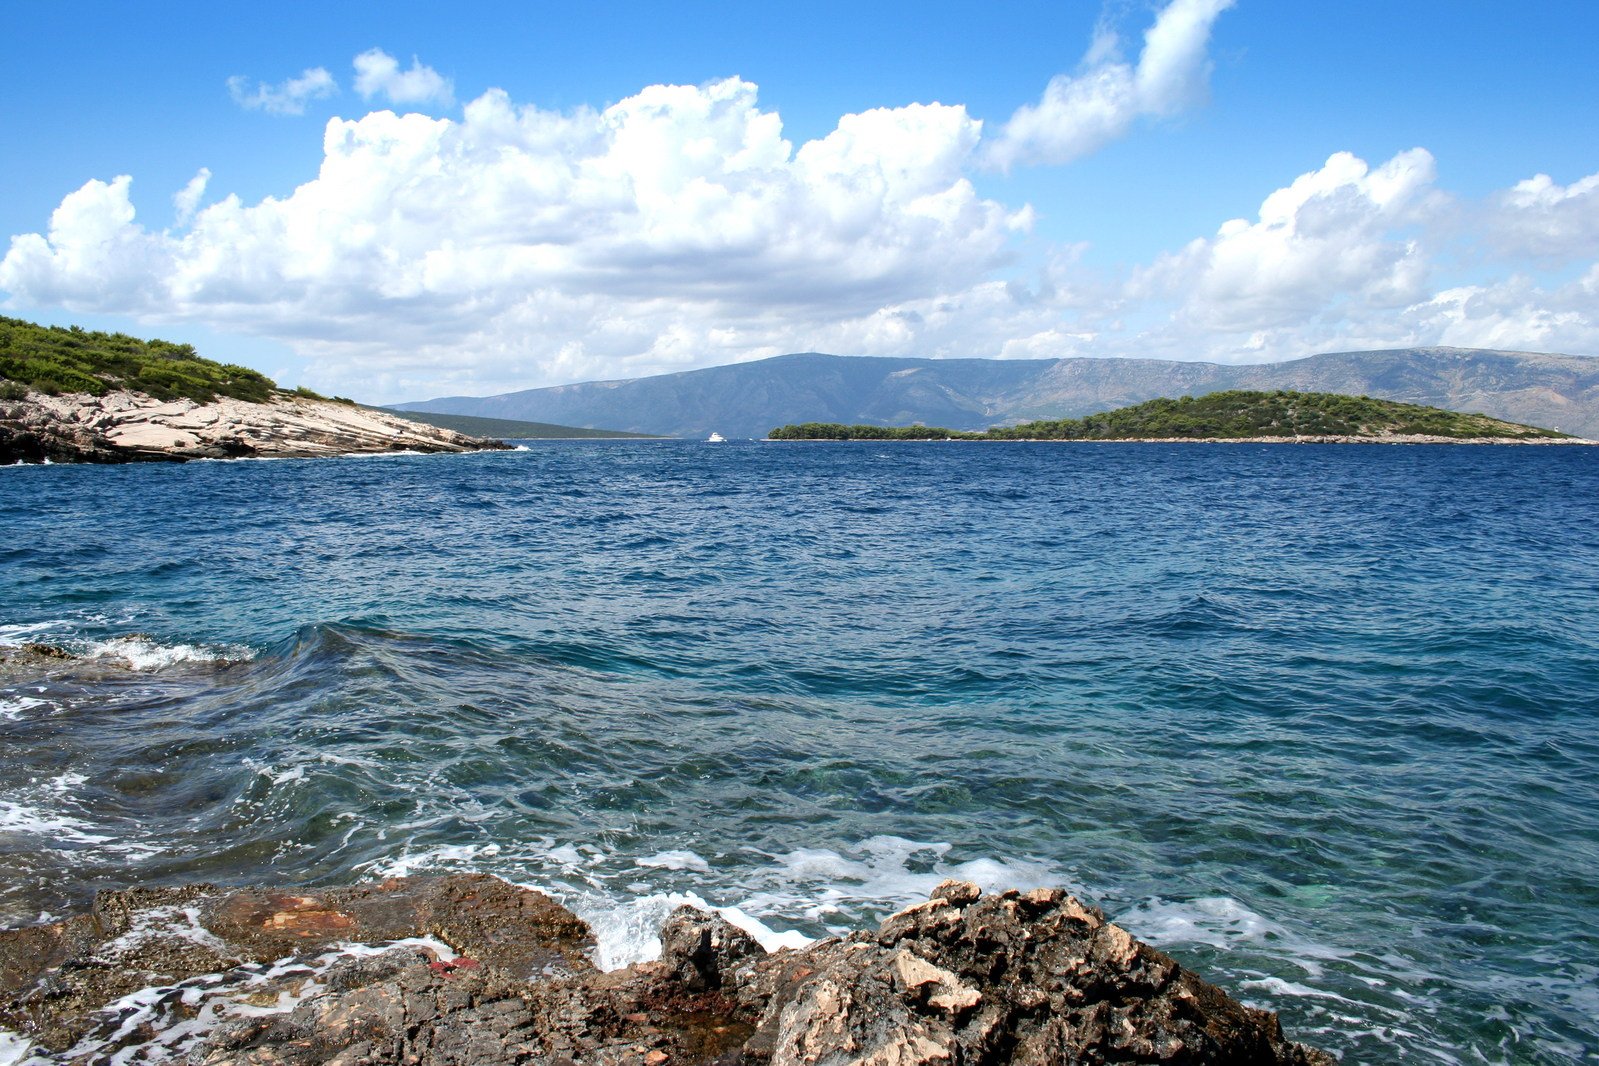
[1,442,1597,1062]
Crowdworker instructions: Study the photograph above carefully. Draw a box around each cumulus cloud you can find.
[173,168,211,226]
[984,0,1235,170]
[1131,149,1441,334]
[227,67,337,116]
[1481,170,1599,265]
[353,49,454,107]
[0,78,1027,397]
[5,28,1598,400]
[0,176,169,312]
[1405,271,1599,355]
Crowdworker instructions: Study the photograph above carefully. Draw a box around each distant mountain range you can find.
[394,347,1599,440]
[382,409,659,439]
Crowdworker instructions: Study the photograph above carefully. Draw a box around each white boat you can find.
[706,432,726,442]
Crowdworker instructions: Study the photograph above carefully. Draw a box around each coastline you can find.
[763,433,1597,445]
[0,388,509,465]
[0,873,1332,1065]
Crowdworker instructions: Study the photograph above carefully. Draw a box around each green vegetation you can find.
[770,390,1569,441]
[384,409,660,439]
[0,315,281,404]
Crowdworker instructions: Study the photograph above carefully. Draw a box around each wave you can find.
[358,835,1071,973]
[1,617,256,672]
[0,621,72,646]
[82,634,256,671]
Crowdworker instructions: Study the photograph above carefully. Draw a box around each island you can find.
[0,316,510,464]
[769,390,1585,443]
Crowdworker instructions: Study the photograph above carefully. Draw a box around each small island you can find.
[0,315,510,464]
[769,390,1586,443]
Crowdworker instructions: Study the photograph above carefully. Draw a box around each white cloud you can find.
[0,78,1025,398]
[1130,149,1441,334]
[227,67,337,116]
[1406,271,1599,355]
[5,26,1598,402]
[6,122,1596,401]
[983,0,1235,170]
[0,176,168,312]
[1481,170,1599,265]
[173,168,211,226]
[353,49,454,108]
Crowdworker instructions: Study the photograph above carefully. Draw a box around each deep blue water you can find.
[2,440,1598,1062]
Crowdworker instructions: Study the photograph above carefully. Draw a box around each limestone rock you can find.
[659,905,765,993]
[738,881,1331,1066]
[0,388,509,464]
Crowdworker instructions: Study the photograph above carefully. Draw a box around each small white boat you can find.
[706,432,726,443]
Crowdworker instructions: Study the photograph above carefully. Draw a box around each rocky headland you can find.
[0,388,509,465]
[0,873,1331,1065]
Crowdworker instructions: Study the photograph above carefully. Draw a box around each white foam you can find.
[0,799,113,845]
[560,889,816,972]
[99,904,234,959]
[636,849,712,873]
[58,936,460,1064]
[242,758,307,787]
[357,834,1061,971]
[1118,895,1287,951]
[0,621,67,646]
[1240,975,1366,1006]
[0,1030,39,1066]
[735,835,1068,927]
[85,635,255,671]
[547,843,585,865]
[0,696,46,721]
[365,842,502,880]
[718,905,816,953]
[336,935,459,964]
[1113,894,1355,980]
[46,771,87,795]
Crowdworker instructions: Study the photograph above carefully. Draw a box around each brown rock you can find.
[658,906,764,993]
[0,875,1332,1065]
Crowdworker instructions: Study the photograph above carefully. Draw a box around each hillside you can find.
[769,391,1573,442]
[395,347,1599,439]
[0,315,320,405]
[0,317,504,464]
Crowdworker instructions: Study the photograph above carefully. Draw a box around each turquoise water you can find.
[2,441,1597,1062]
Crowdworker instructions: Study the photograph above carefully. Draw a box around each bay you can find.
[2,440,1597,1062]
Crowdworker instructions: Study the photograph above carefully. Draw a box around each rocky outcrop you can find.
[0,874,1332,1065]
[0,388,509,464]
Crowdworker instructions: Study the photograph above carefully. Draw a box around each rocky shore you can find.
[0,388,509,464]
[0,873,1331,1065]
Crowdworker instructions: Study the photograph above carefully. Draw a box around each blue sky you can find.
[2,1,1596,402]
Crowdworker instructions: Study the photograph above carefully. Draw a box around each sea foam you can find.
[84,635,255,671]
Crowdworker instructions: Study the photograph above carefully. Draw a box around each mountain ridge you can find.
[395,347,1599,440]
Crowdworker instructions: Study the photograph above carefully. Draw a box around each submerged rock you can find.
[0,875,1332,1065]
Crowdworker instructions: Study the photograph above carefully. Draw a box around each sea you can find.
[2,439,1597,1063]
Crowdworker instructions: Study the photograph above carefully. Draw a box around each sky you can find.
[2,1,1597,403]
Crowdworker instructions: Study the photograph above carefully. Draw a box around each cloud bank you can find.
[4,1,1597,401]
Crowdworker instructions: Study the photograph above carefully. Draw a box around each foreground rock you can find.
[0,388,509,464]
[0,874,1331,1065]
